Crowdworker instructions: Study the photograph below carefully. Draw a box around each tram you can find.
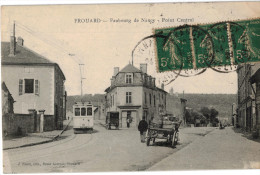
[73,102,94,134]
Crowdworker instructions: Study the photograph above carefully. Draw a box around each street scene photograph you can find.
[1,1,260,174]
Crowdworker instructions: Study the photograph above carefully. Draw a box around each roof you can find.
[104,86,110,93]
[250,68,260,84]
[1,42,65,80]
[156,87,168,94]
[120,63,141,73]
[2,81,14,101]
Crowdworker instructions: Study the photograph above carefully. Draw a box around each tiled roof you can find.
[1,42,54,65]
[120,63,141,73]
[1,42,65,80]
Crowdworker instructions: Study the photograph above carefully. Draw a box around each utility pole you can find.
[79,63,85,98]
[12,21,15,36]
[69,54,85,99]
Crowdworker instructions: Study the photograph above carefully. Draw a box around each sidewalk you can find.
[147,127,260,170]
[3,119,72,150]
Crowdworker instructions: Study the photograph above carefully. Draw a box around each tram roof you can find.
[73,101,93,106]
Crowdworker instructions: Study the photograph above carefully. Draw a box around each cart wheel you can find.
[146,138,151,146]
[152,138,155,143]
[172,132,178,147]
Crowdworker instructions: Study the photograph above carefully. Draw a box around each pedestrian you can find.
[127,117,130,128]
[138,117,148,143]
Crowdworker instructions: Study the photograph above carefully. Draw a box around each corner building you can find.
[105,63,167,128]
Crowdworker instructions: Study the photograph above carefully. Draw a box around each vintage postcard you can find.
[1,2,260,174]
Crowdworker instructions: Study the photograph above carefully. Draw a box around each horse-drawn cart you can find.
[106,111,119,130]
[146,118,181,148]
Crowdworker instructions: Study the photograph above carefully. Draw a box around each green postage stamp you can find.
[155,18,260,72]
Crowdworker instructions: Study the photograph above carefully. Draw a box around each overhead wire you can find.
[14,21,87,95]
[15,22,83,64]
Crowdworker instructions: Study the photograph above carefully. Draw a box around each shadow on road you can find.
[73,129,99,134]
[148,140,181,148]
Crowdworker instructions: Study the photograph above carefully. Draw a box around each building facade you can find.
[105,64,167,128]
[1,35,66,130]
[237,62,260,133]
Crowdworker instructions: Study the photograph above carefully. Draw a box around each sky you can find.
[1,2,260,95]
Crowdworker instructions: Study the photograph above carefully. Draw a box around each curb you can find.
[3,119,73,151]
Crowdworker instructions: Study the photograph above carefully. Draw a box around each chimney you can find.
[17,37,24,46]
[161,83,164,90]
[114,67,119,76]
[140,63,147,74]
[9,21,16,56]
[110,76,116,87]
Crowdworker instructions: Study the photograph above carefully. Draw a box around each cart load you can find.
[146,115,182,148]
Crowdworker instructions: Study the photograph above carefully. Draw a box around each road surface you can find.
[4,123,258,173]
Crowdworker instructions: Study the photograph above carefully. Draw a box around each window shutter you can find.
[19,79,23,95]
[35,80,40,95]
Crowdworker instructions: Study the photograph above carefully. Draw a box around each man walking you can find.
[138,117,148,143]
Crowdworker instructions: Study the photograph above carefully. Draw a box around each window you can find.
[126,74,133,84]
[113,95,115,106]
[126,92,132,103]
[110,95,112,107]
[81,108,86,116]
[25,79,34,93]
[149,93,152,105]
[154,95,156,107]
[145,92,147,104]
[75,108,80,116]
[87,107,92,116]
[19,79,40,95]
[112,95,114,106]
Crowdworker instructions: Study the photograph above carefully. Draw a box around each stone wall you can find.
[2,113,56,136]
[2,113,34,136]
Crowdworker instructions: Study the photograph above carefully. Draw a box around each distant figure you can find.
[127,117,130,128]
[138,117,148,143]
[219,121,225,129]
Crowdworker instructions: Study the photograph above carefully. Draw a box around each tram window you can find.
[81,108,86,116]
[87,107,92,116]
[75,108,80,116]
